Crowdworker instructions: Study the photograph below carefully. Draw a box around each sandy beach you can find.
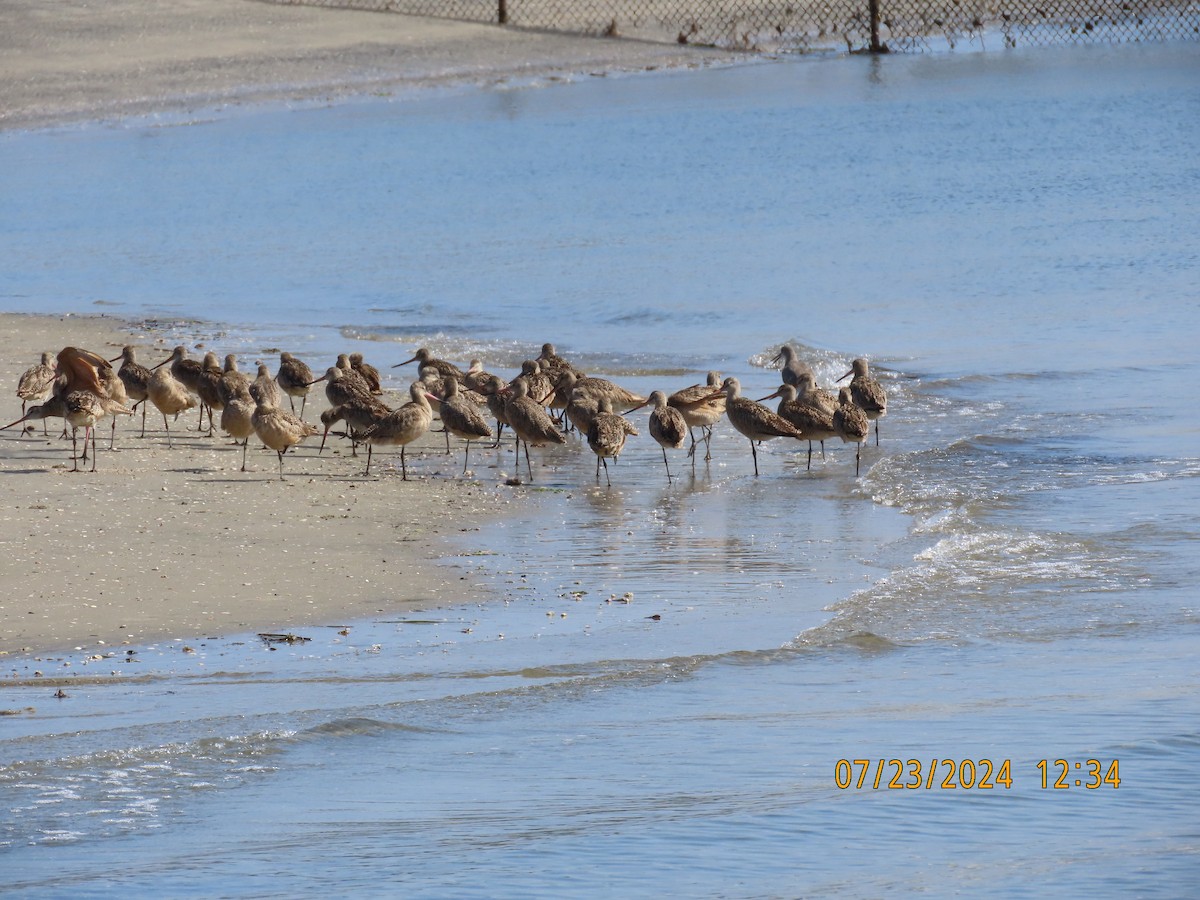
[1,0,728,130]
[0,314,517,655]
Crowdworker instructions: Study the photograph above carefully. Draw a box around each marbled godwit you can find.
[838,358,887,445]
[519,360,557,407]
[437,378,493,473]
[562,373,646,412]
[564,382,602,436]
[96,362,130,451]
[319,395,390,456]
[587,397,638,487]
[16,352,57,429]
[631,390,687,481]
[276,352,315,418]
[147,364,197,449]
[772,345,814,388]
[218,355,251,406]
[252,363,283,409]
[537,342,582,376]
[2,395,68,444]
[335,354,375,397]
[393,347,464,380]
[55,347,133,456]
[669,371,726,461]
[833,386,870,476]
[480,374,511,449]
[795,371,838,415]
[348,353,384,395]
[251,391,320,480]
[308,365,372,409]
[111,346,152,438]
[759,383,837,471]
[162,345,205,430]
[462,359,499,395]
[194,352,225,436]
[503,376,566,481]
[219,386,256,471]
[719,376,804,476]
[63,391,104,471]
[361,381,434,479]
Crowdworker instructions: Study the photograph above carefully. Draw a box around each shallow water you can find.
[3,42,1200,896]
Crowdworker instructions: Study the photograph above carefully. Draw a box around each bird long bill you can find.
[391,356,419,369]
[304,375,330,387]
[108,353,123,363]
[151,355,171,370]
[836,369,853,382]
[1,412,32,430]
[756,388,783,403]
[625,399,650,414]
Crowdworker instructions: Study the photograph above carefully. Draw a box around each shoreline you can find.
[1,0,738,132]
[0,312,513,657]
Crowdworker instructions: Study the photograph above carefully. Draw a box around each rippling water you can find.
[3,42,1199,896]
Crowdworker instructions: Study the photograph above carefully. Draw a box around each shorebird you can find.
[218,355,251,406]
[503,376,566,481]
[435,378,493,473]
[219,385,256,471]
[194,352,225,436]
[669,371,726,461]
[772,345,814,388]
[147,363,197,449]
[56,347,134,456]
[111,346,152,437]
[16,352,57,429]
[587,397,638,486]
[631,390,687,481]
[795,371,838,415]
[462,359,499,395]
[536,342,584,389]
[560,372,646,412]
[759,383,837,471]
[161,345,205,430]
[251,390,320,480]
[252,363,283,409]
[308,365,372,408]
[319,396,390,457]
[2,395,68,446]
[480,374,511,449]
[719,376,804,476]
[348,353,384,395]
[276,352,315,418]
[833,386,870,476]
[361,381,434,479]
[392,347,463,380]
[838,358,887,445]
[564,382,602,436]
[518,360,557,407]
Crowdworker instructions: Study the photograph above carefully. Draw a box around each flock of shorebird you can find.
[6,341,887,483]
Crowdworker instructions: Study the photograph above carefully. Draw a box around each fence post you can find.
[498,0,508,24]
[868,0,883,51]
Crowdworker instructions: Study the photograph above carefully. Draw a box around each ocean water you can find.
[3,42,1200,896]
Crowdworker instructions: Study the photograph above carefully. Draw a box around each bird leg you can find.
[662,446,673,482]
[70,427,80,472]
[162,413,173,449]
[523,440,533,482]
[462,441,471,475]
[277,449,286,481]
[241,437,249,472]
[89,426,97,472]
[750,438,760,476]
[363,443,374,476]
[400,445,408,481]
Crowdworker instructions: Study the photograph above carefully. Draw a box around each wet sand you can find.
[0,313,515,655]
[1,0,729,130]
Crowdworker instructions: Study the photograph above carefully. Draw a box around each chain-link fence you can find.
[260,0,1199,51]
